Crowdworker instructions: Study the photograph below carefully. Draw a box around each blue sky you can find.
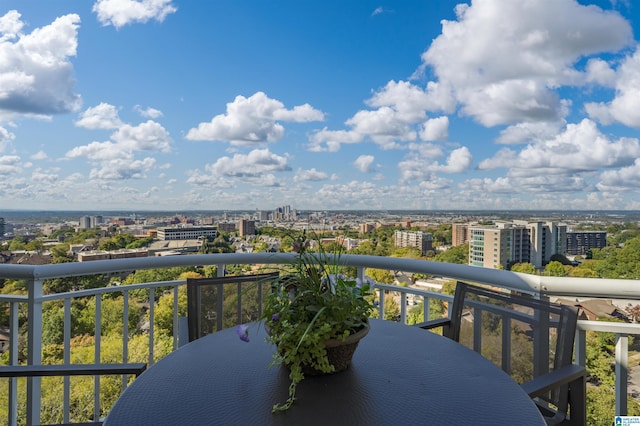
[1,0,640,211]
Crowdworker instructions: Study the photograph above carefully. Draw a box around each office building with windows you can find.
[157,226,218,241]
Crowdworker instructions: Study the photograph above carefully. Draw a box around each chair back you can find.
[186,272,279,341]
[447,282,579,416]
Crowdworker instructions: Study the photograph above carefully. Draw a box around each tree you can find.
[593,237,640,279]
[544,261,568,277]
[365,268,394,284]
[383,297,400,321]
[510,263,536,274]
[25,239,44,252]
[154,285,189,336]
[8,237,27,251]
[406,299,446,325]
[433,243,468,264]
[50,243,74,262]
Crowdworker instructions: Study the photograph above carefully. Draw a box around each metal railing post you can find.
[574,329,587,366]
[26,278,43,426]
[615,334,629,416]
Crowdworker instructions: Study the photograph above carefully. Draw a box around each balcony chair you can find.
[186,272,280,341]
[419,281,586,425]
[0,362,147,425]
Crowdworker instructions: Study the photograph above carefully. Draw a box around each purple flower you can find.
[355,277,363,288]
[272,314,279,322]
[236,324,250,343]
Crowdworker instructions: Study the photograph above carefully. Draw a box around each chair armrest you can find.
[520,364,586,398]
[414,317,451,330]
[0,363,147,378]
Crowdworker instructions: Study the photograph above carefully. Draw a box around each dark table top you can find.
[104,319,545,426]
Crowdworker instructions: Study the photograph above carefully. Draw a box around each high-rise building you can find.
[469,225,512,269]
[0,217,5,239]
[238,219,256,236]
[469,221,567,269]
[514,221,566,268]
[393,230,433,255]
[566,231,606,255]
[451,223,469,246]
[79,216,92,229]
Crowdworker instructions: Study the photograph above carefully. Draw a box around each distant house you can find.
[557,298,627,321]
[3,252,53,265]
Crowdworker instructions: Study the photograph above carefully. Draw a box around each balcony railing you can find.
[2,253,640,425]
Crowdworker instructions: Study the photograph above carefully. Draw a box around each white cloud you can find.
[30,151,48,160]
[67,119,171,162]
[598,159,640,190]
[308,80,455,151]
[89,157,156,180]
[31,168,58,184]
[0,155,21,175]
[585,47,640,127]
[0,10,23,41]
[346,107,416,144]
[354,155,375,173]
[496,121,565,145]
[584,58,617,87]
[0,12,81,115]
[295,168,329,182]
[76,103,123,129]
[479,119,640,176]
[93,0,177,28]
[419,116,449,141]
[399,146,472,182]
[367,80,452,122]
[205,148,290,178]
[308,128,363,152]
[0,126,15,152]
[419,0,632,126]
[66,118,171,180]
[111,120,171,152]
[186,92,324,145]
[134,105,163,119]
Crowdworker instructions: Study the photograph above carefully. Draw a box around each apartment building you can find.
[238,219,256,236]
[469,225,512,269]
[469,221,566,269]
[451,223,469,246]
[566,231,607,255]
[393,230,433,256]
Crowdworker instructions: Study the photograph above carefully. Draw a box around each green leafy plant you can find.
[238,231,376,412]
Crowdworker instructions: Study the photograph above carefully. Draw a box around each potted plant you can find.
[237,231,376,412]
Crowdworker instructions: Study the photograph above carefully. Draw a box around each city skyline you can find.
[2,1,640,211]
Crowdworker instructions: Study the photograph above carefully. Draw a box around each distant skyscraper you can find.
[0,217,5,239]
[79,216,91,229]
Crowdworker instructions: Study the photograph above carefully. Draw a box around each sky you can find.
[1,0,640,212]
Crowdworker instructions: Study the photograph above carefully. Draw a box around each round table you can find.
[104,320,545,425]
